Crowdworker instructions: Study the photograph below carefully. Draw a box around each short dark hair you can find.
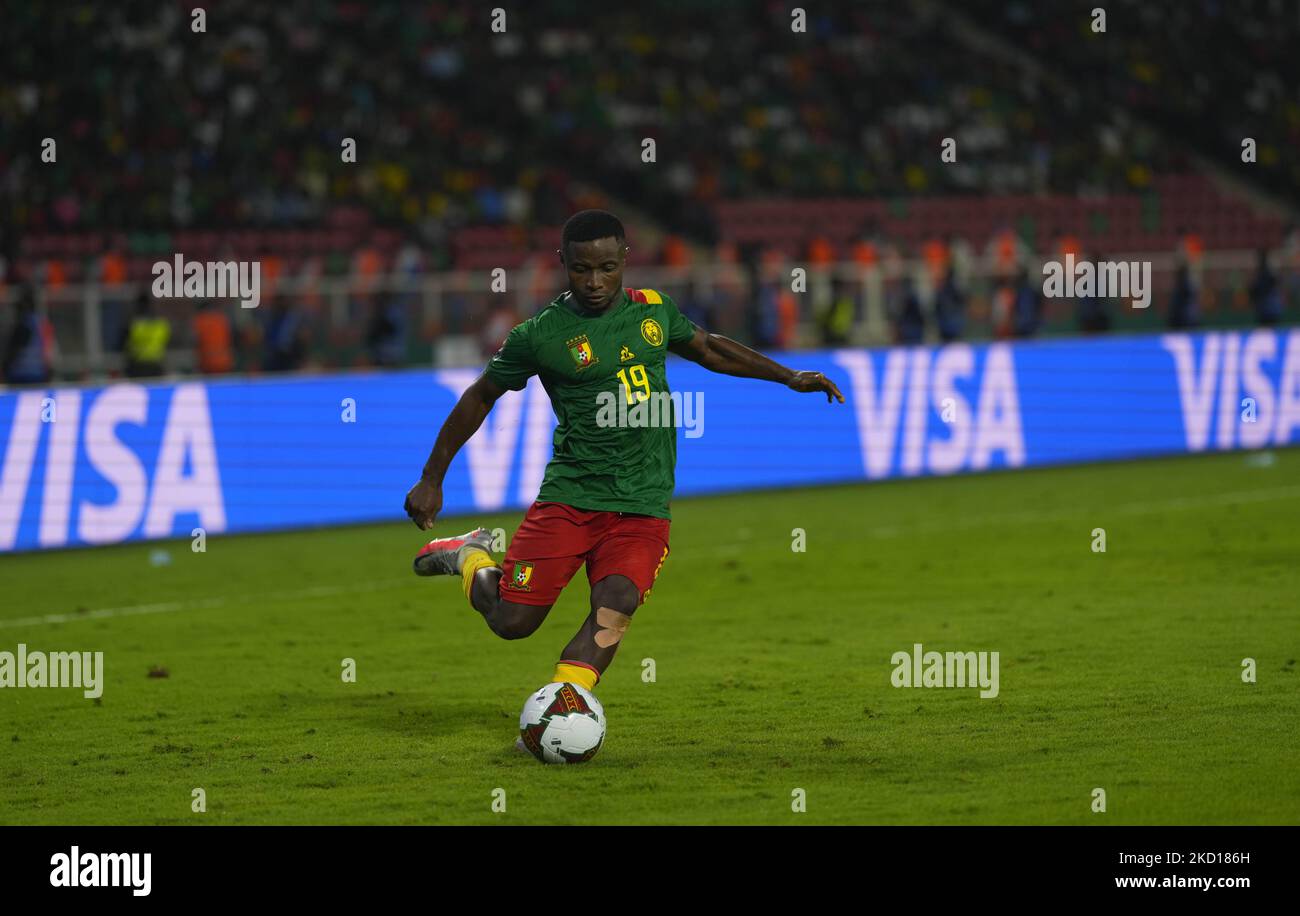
[561,209,625,256]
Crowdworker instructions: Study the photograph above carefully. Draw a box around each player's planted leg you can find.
[550,574,640,692]
[509,574,637,756]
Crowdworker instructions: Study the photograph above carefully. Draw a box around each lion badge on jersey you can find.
[640,318,664,347]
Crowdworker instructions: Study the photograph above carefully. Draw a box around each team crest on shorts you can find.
[508,561,535,590]
[566,334,598,370]
[640,318,664,347]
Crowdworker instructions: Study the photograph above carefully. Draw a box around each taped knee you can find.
[593,606,633,648]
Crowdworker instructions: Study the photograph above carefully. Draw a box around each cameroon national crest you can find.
[510,561,535,590]
[566,334,598,370]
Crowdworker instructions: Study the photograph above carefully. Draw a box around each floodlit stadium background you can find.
[1,0,1297,539]
[2,1,1300,832]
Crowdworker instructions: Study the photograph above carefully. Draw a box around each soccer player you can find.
[403,210,843,701]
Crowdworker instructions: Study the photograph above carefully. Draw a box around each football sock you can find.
[460,549,497,599]
[552,660,600,692]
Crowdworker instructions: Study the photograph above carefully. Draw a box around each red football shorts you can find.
[498,501,671,607]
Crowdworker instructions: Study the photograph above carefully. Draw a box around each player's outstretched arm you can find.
[404,373,507,529]
[668,326,845,404]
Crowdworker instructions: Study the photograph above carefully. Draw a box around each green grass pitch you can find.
[1,450,1297,825]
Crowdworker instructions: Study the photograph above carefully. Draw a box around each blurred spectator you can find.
[854,225,900,339]
[986,226,1029,284]
[921,238,949,289]
[675,291,711,332]
[660,235,690,268]
[1076,253,1112,333]
[894,275,925,345]
[366,294,408,367]
[991,282,1015,339]
[934,266,966,342]
[480,301,516,360]
[121,292,170,378]
[1250,249,1283,326]
[753,281,782,349]
[1177,227,1206,288]
[818,278,856,345]
[705,241,747,339]
[850,226,883,270]
[193,300,235,374]
[263,300,308,372]
[749,249,798,349]
[3,285,55,384]
[98,236,130,354]
[353,237,386,295]
[1282,222,1300,306]
[1051,229,1082,261]
[1011,268,1044,338]
[1167,263,1200,330]
[948,235,976,290]
[808,236,836,268]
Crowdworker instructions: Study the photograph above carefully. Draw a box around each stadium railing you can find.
[1,247,1290,382]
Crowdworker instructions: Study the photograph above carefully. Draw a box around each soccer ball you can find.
[518,682,606,764]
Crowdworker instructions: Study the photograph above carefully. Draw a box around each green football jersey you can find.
[483,287,698,519]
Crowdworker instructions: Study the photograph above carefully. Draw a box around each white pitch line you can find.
[0,579,411,631]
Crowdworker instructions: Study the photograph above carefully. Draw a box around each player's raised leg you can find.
[412,526,494,577]
[412,525,557,639]
[551,574,641,690]
[466,562,556,640]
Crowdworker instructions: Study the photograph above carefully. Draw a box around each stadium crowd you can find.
[1,0,1229,249]
[959,0,1300,207]
[1,0,1296,383]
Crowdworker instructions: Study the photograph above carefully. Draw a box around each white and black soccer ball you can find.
[518,682,606,764]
